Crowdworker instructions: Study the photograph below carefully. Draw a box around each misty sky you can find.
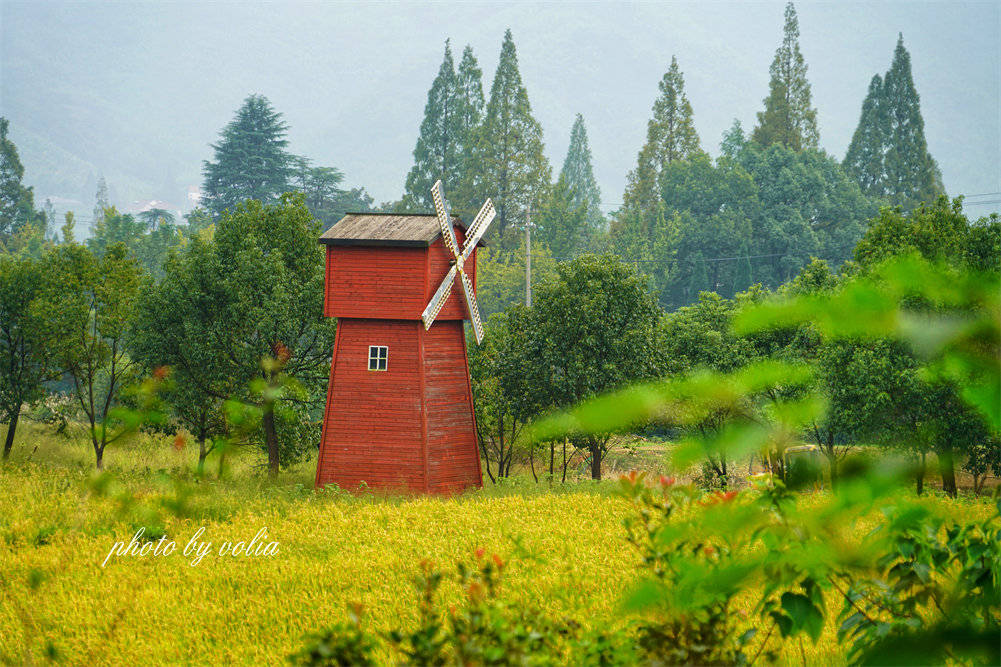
[2,1,999,222]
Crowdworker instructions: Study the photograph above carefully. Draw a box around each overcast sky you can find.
[2,1,998,218]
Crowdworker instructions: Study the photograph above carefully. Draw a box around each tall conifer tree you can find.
[403,42,460,211]
[201,94,293,219]
[623,56,702,215]
[843,75,886,197]
[455,45,485,164]
[560,114,602,229]
[881,34,943,209]
[843,35,943,209]
[752,2,819,150]
[463,30,551,240]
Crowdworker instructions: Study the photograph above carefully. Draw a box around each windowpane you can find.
[368,345,388,371]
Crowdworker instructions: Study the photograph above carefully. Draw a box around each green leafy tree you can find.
[461,30,551,242]
[719,119,747,160]
[87,206,147,258]
[137,208,175,230]
[139,194,334,475]
[0,118,43,248]
[751,2,819,150]
[131,238,232,470]
[534,173,589,259]
[468,307,538,481]
[403,41,461,211]
[34,243,145,469]
[528,255,663,479]
[201,94,293,218]
[474,245,556,318]
[737,143,874,286]
[560,114,603,231]
[60,211,76,245]
[0,255,54,459]
[881,34,944,209]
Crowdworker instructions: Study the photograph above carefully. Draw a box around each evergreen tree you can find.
[720,119,747,160]
[843,75,886,197]
[623,56,702,215]
[535,172,589,258]
[92,175,109,230]
[201,94,293,218]
[403,41,461,211]
[463,30,551,241]
[752,2,819,150]
[455,46,485,162]
[881,34,943,209]
[559,114,603,231]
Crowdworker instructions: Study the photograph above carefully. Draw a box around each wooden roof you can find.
[319,212,485,248]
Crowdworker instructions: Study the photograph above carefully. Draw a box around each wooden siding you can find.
[325,231,477,322]
[316,320,426,492]
[315,318,482,494]
[423,321,482,494]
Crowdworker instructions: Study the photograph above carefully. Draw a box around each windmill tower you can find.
[315,182,495,494]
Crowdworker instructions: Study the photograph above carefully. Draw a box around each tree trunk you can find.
[2,402,20,460]
[938,446,957,498]
[590,441,601,481]
[95,446,104,471]
[197,437,209,476]
[561,440,568,483]
[916,451,926,495]
[262,409,280,477]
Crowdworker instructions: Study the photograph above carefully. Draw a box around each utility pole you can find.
[525,207,532,307]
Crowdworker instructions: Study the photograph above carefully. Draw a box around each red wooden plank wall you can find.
[316,319,426,492]
[325,233,477,322]
[423,321,481,493]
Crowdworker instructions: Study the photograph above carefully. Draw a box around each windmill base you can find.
[315,318,482,494]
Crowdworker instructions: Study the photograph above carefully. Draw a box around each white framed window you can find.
[368,345,388,371]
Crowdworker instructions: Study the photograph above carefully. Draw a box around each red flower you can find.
[475,547,486,560]
[172,434,186,451]
[491,553,504,569]
[659,476,676,488]
[702,490,739,506]
[153,366,171,381]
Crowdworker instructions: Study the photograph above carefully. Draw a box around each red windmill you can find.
[315,181,495,493]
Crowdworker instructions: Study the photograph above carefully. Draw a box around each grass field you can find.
[0,421,993,665]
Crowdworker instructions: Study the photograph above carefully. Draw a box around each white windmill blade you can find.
[421,264,458,330]
[460,198,495,261]
[458,269,484,344]
[431,180,460,258]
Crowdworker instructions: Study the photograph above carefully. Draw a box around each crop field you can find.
[0,423,994,665]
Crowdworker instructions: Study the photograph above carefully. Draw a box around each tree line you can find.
[396,3,947,310]
[0,3,989,486]
[470,197,1000,494]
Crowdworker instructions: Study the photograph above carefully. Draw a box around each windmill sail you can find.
[421,180,494,344]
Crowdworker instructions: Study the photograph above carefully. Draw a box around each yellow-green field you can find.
[0,422,992,665]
